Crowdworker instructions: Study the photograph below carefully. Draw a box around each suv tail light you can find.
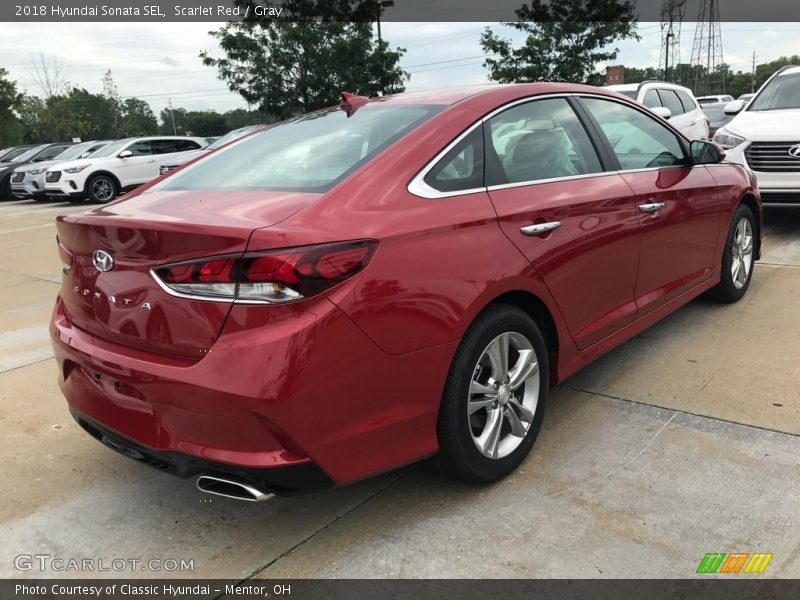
[152,240,377,304]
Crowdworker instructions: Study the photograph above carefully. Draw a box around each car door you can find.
[579,96,724,317]
[115,140,157,187]
[485,96,642,350]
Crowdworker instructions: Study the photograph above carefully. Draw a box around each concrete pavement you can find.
[0,199,797,580]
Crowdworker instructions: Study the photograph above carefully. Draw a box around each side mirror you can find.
[724,100,745,115]
[118,150,133,159]
[691,140,725,165]
[651,106,672,120]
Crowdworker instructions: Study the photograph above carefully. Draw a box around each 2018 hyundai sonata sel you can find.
[51,83,761,501]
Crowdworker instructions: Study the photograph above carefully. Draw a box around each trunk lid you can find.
[56,189,316,359]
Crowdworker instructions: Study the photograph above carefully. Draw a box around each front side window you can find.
[643,89,662,108]
[659,89,686,116]
[126,141,152,156]
[485,98,602,186]
[158,104,441,193]
[582,97,686,170]
[676,90,697,112]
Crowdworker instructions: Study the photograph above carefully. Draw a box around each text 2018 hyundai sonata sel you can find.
[51,83,761,501]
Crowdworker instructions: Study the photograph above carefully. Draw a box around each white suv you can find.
[44,136,206,203]
[606,81,710,140]
[714,65,800,206]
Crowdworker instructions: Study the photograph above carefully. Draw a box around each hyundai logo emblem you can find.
[788,145,800,159]
[92,250,114,272]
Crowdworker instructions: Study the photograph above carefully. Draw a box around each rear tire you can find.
[435,304,548,484]
[86,174,118,204]
[708,204,755,303]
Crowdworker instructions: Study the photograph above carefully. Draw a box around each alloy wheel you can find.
[92,178,115,202]
[467,332,540,459]
[731,217,754,289]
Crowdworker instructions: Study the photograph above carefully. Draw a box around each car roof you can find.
[377,82,640,107]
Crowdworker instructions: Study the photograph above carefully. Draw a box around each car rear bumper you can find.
[50,293,453,489]
[71,409,334,495]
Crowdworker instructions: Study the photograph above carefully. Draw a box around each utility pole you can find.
[751,51,757,93]
[168,97,177,136]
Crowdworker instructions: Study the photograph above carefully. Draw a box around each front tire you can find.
[436,304,548,484]
[708,204,755,302]
[86,175,118,204]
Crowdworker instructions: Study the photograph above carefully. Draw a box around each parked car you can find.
[606,81,710,140]
[44,136,207,203]
[714,65,800,206]
[1,142,74,200]
[738,93,755,102]
[696,94,734,105]
[701,101,733,136]
[159,125,266,176]
[52,83,760,501]
[10,140,112,201]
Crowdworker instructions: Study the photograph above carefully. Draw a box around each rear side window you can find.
[659,90,686,116]
[485,97,602,186]
[676,90,697,112]
[424,127,484,192]
[159,104,441,192]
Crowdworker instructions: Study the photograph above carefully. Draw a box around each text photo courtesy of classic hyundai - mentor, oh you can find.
[50,83,761,502]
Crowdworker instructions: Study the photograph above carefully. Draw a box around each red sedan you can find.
[51,83,761,501]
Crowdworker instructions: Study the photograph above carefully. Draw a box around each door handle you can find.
[520,221,562,236]
[638,202,666,213]
[689,121,697,126]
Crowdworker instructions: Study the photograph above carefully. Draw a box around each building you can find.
[606,65,625,85]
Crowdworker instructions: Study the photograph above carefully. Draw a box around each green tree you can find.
[102,70,124,138]
[185,111,228,137]
[159,106,188,134]
[16,95,46,142]
[120,98,158,136]
[0,69,22,147]
[201,1,407,119]
[480,0,640,84]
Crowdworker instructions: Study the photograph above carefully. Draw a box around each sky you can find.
[2,21,799,117]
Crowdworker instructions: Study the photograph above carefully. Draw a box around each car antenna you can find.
[340,92,369,117]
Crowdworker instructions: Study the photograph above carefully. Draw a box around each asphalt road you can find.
[1,198,798,580]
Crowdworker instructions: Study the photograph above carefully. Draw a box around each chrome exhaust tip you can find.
[196,474,274,502]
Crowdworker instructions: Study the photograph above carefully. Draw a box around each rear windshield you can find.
[158,103,442,193]
[750,72,800,111]
[615,90,638,99]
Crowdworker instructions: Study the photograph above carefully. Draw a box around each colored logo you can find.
[696,552,773,574]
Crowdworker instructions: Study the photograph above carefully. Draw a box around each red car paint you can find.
[51,83,761,492]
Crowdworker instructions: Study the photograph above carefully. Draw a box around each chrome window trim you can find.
[407,121,485,199]
[407,92,697,199]
[486,170,619,192]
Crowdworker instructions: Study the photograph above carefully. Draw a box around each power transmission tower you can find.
[690,0,724,95]
[659,0,687,83]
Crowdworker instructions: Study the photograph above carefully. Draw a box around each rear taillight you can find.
[152,240,377,304]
